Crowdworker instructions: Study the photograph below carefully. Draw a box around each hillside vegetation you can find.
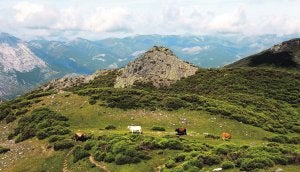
[0,44,300,171]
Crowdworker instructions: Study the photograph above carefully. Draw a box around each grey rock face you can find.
[115,46,198,88]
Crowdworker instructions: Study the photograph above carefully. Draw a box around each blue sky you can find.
[0,0,299,40]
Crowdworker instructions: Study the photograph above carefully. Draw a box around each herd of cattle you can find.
[74,126,231,141]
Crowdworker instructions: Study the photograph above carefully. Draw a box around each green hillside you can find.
[0,66,299,172]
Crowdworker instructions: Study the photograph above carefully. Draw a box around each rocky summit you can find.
[114,46,198,88]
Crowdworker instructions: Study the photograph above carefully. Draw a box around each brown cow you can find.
[74,132,86,141]
[221,132,231,141]
[175,128,187,135]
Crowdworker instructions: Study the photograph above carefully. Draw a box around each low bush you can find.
[104,153,115,163]
[5,114,16,123]
[105,125,116,130]
[151,126,166,131]
[10,108,70,143]
[165,159,176,168]
[73,146,90,162]
[53,140,74,150]
[88,98,96,105]
[48,135,65,143]
[174,153,186,162]
[0,147,10,154]
[94,152,106,161]
[221,161,235,169]
[240,157,274,171]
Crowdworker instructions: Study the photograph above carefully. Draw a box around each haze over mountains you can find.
[0,32,299,100]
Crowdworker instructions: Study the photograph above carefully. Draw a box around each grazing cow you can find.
[74,132,86,141]
[175,128,187,135]
[128,126,142,134]
[221,132,231,141]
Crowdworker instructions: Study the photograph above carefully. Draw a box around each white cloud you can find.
[83,7,132,33]
[131,50,146,57]
[208,8,247,33]
[0,0,298,39]
[182,46,210,54]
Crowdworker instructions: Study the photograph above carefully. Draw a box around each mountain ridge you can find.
[226,38,300,69]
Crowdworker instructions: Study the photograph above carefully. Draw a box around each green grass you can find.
[5,150,66,172]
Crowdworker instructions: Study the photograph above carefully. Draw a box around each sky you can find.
[0,0,299,40]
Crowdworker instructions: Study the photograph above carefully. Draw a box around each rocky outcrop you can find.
[40,74,88,91]
[40,70,114,91]
[114,46,198,88]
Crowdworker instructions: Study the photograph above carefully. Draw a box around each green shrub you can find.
[36,131,49,140]
[201,155,221,165]
[291,126,300,133]
[188,158,203,168]
[215,144,238,155]
[267,135,289,143]
[151,126,166,131]
[165,159,176,168]
[53,140,74,150]
[174,153,186,162]
[15,109,28,116]
[5,114,16,123]
[104,153,115,163]
[84,141,95,150]
[0,147,10,154]
[11,108,70,142]
[289,136,300,144]
[221,161,235,169]
[115,154,139,165]
[163,97,186,110]
[48,135,65,143]
[73,146,90,162]
[241,157,274,171]
[88,98,96,105]
[94,152,106,161]
[159,139,183,150]
[105,125,116,130]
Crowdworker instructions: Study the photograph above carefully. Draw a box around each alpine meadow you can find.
[0,1,299,172]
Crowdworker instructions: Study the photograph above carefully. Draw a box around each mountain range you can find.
[0,32,298,100]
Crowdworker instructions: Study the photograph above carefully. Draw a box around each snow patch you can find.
[92,54,106,61]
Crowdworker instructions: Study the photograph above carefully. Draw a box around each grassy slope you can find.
[1,67,299,171]
[5,92,298,172]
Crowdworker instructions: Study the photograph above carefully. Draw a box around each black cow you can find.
[175,128,187,135]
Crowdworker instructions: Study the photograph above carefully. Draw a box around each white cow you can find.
[128,126,142,134]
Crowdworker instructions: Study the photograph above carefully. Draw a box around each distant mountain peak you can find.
[0,32,21,47]
[226,38,300,69]
[114,46,198,88]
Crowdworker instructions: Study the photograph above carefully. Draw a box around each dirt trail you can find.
[62,147,75,172]
[89,156,110,172]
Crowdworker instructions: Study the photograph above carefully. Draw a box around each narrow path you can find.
[89,156,110,172]
[62,147,75,172]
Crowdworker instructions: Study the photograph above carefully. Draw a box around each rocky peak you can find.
[114,46,198,88]
[271,38,300,52]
